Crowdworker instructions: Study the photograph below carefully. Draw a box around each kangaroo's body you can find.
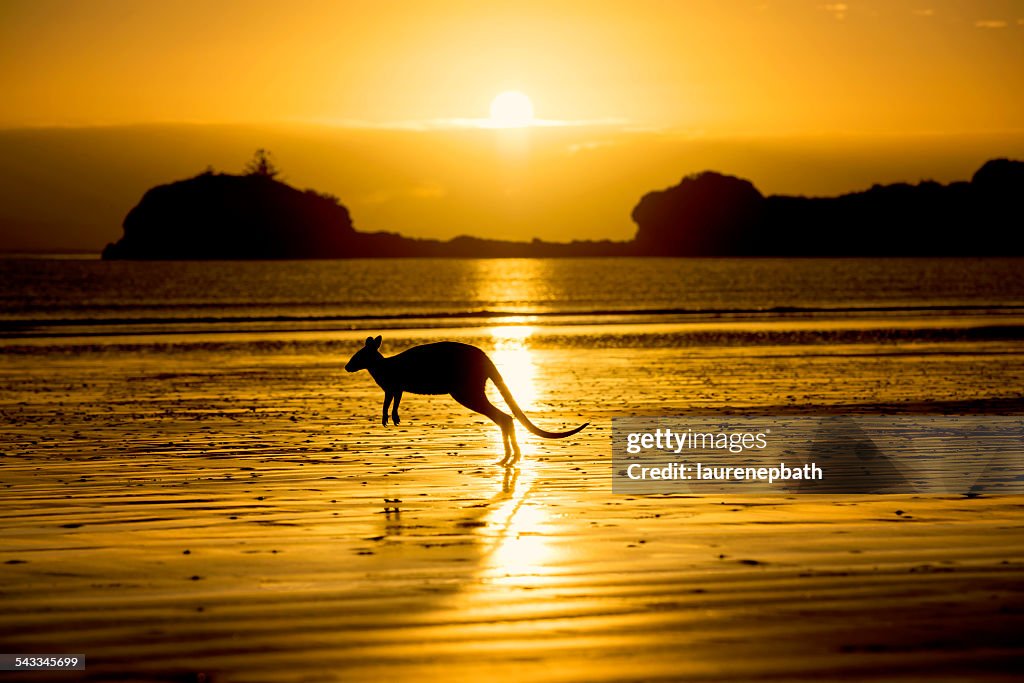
[346,336,588,466]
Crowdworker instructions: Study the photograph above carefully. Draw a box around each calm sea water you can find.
[2,257,1023,348]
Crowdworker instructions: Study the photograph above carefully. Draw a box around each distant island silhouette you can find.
[102,156,1023,259]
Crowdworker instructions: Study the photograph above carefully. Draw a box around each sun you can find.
[489,91,535,128]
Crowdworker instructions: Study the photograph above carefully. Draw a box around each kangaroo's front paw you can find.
[382,415,389,427]
[392,413,401,425]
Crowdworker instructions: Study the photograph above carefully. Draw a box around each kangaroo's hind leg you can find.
[450,386,521,466]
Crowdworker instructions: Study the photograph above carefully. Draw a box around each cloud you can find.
[974,19,1008,29]
[820,3,848,20]
[913,9,934,18]
[312,117,626,132]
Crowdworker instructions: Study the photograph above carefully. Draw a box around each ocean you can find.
[3,257,1024,353]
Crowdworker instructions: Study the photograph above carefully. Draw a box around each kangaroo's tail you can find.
[489,365,589,439]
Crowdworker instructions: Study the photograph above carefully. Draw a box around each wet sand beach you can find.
[2,320,1024,682]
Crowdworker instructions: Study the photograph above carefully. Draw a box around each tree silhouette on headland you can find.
[243,149,280,179]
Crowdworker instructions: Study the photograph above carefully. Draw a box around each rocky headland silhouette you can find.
[102,157,1023,259]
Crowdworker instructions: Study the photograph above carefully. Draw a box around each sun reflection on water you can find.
[472,258,551,314]
[467,260,562,587]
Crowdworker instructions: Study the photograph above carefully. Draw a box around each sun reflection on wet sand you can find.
[479,322,538,460]
[473,464,562,590]
[488,324,538,408]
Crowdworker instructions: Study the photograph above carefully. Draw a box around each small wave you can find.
[3,323,1024,357]
[3,303,1024,336]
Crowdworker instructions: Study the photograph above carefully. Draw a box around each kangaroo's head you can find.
[345,335,383,372]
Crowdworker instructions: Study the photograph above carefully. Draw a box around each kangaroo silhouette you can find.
[345,336,588,466]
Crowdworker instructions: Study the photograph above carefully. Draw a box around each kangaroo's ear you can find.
[371,335,383,349]
[364,336,374,347]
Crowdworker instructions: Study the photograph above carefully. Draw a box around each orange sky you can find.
[1,1,1022,249]
[2,0,1022,132]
